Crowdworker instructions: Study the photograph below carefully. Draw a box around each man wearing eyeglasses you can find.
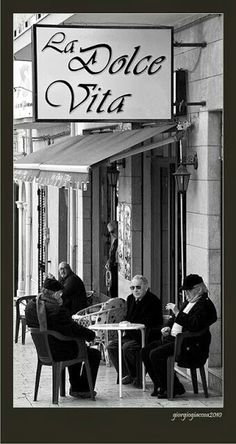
[141,274,217,398]
[107,275,163,387]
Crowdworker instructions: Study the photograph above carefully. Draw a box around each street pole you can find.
[179,139,185,303]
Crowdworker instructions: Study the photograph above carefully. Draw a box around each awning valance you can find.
[14,123,177,189]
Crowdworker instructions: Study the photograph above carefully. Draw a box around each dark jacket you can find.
[108,238,118,268]
[25,299,95,361]
[167,293,217,367]
[59,271,87,315]
[125,290,163,344]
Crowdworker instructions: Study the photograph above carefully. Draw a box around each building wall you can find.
[174,14,223,367]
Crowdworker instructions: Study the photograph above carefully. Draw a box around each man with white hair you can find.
[107,274,163,387]
[141,274,217,398]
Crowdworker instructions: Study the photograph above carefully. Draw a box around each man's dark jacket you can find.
[167,293,217,367]
[59,271,87,315]
[25,299,95,361]
[125,290,163,344]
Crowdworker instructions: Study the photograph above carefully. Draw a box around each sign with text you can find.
[34,25,173,121]
[14,61,33,119]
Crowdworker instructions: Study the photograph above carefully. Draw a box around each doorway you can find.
[151,157,178,310]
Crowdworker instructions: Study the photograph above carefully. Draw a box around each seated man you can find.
[58,262,87,315]
[107,275,163,387]
[25,277,101,399]
[141,274,217,398]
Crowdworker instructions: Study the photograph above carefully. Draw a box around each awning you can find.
[14,123,178,189]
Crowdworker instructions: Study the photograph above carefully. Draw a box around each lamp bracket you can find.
[174,41,207,48]
[173,100,206,109]
[116,158,126,169]
[181,153,198,169]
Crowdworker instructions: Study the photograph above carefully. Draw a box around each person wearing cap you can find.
[25,277,101,399]
[141,274,217,399]
[105,221,118,298]
[107,275,163,387]
[57,262,87,315]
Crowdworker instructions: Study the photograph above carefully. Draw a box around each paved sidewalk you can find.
[14,329,223,408]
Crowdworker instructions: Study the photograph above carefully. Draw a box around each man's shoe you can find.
[174,383,185,397]
[157,384,185,399]
[69,388,97,398]
[151,387,158,397]
[122,375,133,385]
[157,388,167,399]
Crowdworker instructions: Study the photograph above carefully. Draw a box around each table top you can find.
[89,322,145,331]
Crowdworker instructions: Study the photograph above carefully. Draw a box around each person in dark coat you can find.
[58,262,87,315]
[141,274,217,399]
[107,275,163,387]
[25,277,101,398]
[105,221,118,298]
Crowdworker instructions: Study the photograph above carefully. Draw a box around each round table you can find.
[89,322,145,398]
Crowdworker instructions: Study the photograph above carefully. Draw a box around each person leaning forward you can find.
[25,277,101,399]
[141,274,217,399]
[107,275,163,388]
[105,221,118,298]
[58,262,87,315]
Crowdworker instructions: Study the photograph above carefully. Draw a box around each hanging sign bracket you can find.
[174,41,207,48]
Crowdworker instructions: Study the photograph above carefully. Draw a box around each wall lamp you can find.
[107,162,120,187]
[173,153,198,193]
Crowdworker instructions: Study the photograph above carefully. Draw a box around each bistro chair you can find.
[30,328,95,405]
[167,327,211,399]
[74,301,108,325]
[86,290,95,306]
[73,297,127,365]
[15,295,37,344]
[86,290,110,307]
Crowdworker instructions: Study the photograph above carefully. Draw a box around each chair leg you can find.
[34,360,42,401]
[84,360,96,400]
[167,356,175,399]
[199,366,209,398]
[15,316,20,343]
[60,367,66,397]
[52,363,61,404]
[190,368,198,394]
[21,318,26,345]
[135,350,142,387]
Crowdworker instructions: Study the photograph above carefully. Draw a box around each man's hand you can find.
[166,302,179,316]
[47,273,55,279]
[161,326,171,337]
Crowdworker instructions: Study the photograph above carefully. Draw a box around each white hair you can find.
[132,275,148,286]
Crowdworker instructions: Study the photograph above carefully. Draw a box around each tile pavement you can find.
[14,329,223,409]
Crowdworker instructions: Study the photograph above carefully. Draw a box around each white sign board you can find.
[14,61,33,119]
[34,25,173,121]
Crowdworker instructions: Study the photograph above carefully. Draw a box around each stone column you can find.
[16,200,25,296]
[76,185,92,289]
[69,187,76,271]
[25,183,32,294]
